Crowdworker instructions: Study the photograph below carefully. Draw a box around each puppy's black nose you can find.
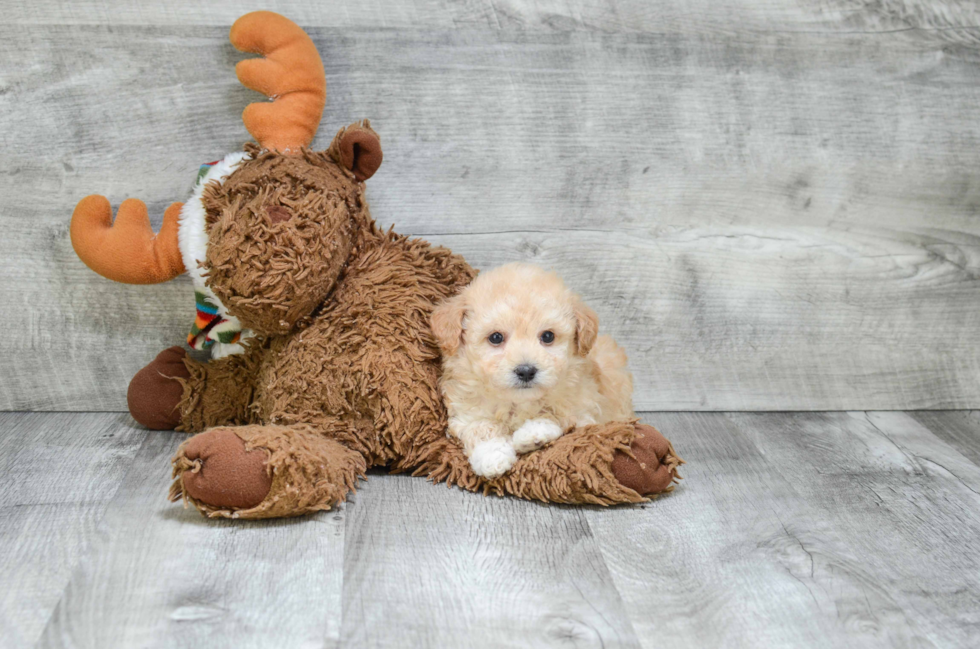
[514,364,538,383]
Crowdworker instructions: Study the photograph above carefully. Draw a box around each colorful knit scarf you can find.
[188,290,242,350]
[196,159,221,184]
[186,159,242,351]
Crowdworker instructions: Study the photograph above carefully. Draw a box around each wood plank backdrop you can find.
[2,0,980,411]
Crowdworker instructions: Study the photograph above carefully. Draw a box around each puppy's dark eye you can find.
[539,330,555,344]
[488,332,505,345]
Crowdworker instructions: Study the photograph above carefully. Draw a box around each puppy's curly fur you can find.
[432,263,633,478]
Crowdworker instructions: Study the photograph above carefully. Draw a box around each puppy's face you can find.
[466,288,574,397]
[432,264,598,401]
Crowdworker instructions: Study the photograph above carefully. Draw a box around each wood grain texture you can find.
[340,470,640,648]
[586,411,980,648]
[36,429,347,649]
[0,412,145,649]
[910,410,980,466]
[4,410,978,647]
[3,2,980,410]
[6,0,980,43]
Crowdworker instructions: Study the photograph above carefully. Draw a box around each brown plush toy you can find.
[69,11,682,519]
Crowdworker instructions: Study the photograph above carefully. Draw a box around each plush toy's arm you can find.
[170,424,367,519]
[176,349,264,432]
[125,346,260,431]
[422,421,682,505]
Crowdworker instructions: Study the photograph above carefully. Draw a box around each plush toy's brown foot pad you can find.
[612,423,684,496]
[127,346,190,430]
[171,424,366,519]
[171,428,273,509]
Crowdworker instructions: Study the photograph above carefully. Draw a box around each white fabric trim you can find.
[177,151,252,358]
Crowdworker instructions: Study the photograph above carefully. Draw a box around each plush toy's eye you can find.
[488,332,505,345]
[539,330,555,344]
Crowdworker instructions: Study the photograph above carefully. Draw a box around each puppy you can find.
[430,262,633,478]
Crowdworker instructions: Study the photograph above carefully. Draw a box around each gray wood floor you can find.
[2,411,978,648]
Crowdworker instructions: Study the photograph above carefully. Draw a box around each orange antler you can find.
[70,196,186,284]
[230,11,326,152]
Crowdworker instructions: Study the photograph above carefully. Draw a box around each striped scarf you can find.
[196,159,221,183]
[185,159,242,352]
[188,290,242,351]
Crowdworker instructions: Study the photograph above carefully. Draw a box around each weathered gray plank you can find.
[910,410,980,467]
[37,429,346,649]
[738,411,980,646]
[1,0,495,28]
[340,471,640,648]
[0,412,146,649]
[4,16,980,410]
[587,412,980,648]
[6,0,980,44]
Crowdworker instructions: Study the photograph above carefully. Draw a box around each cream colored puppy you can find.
[431,263,633,478]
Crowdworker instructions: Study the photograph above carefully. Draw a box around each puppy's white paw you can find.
[469,439,517,478]
[512,419,564,454]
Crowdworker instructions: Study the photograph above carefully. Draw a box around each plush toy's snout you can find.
[201,147,361,335]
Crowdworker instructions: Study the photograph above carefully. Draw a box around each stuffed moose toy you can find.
[69,11,682,519]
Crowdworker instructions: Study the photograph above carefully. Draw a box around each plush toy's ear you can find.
[573,299,599,356]
[331,121,383,182]
[431,293,467,356]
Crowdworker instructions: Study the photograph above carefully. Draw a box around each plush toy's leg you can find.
[127,347,190,430]
[422,421,682,505]
[126,346,258,432]
[169,423,367,519]
[176,350,260,433]
[611,423,682,496]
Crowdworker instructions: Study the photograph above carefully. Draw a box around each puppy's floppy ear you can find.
[573,298,599,356]
[431,293,467,356]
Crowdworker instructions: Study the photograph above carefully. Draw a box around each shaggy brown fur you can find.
[203,143,360,335]
[70,12,683,519]
[158,126,681,519]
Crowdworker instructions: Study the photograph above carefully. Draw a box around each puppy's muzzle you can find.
[513,363,538,387]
